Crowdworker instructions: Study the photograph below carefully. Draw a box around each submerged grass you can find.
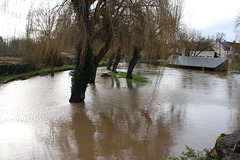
[114,72,148,84]
[0,65,73,84]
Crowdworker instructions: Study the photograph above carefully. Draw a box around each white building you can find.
[195,50,215,58]
[213,39,231,58]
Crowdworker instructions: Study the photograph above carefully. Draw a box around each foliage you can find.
[169,145,220,160]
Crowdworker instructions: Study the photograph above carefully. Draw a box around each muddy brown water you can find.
[0,63,240,160]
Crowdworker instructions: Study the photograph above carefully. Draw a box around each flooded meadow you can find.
[0,63,240,160]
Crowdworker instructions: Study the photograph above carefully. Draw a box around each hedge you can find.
[0,63,34,75]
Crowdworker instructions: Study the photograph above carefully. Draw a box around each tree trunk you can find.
[88,34,112,83]
[112,48,121,73]
[88,65,98,83]
[127,47,140,79]
[69,45,94,102]
[69,0,112,101]
[50,62,55,76]
[107,52,115,70]
[50,65,54,76]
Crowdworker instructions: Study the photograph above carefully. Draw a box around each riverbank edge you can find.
[0,65,73,86]
[1,66,238,87]
[230,69,240,74]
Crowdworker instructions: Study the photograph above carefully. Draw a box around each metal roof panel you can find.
[169,56,228,68]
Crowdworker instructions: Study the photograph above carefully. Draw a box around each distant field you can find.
[0,57,23,63]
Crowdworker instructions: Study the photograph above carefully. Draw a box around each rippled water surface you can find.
[0,64,240,160]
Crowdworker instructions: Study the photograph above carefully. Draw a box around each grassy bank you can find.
[0,65,73,85]
[0,61,109,85]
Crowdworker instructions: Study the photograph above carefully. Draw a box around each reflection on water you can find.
[0,64,240,159]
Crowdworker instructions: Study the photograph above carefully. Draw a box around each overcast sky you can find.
[1,0,240,42]
[183,0,240,42]
[0,0,58,39]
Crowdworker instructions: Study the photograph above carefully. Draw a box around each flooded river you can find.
[0,64,240,160]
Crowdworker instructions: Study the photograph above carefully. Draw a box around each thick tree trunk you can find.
[50,64,54,76]
[88,65,98,83]
[127,47,140,79]
[107,52,115,70]
[70,0,112,101]
[112,48,121,73]
[69,45,94,102]
[88,34,112,83]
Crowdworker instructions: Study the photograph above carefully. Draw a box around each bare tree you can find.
[235,13,240,40]
[27,4,60,76]
[179,29,214,57]
[216,32,226,41]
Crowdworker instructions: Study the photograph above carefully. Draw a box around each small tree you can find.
[179,29,214,57]
[27,4,60,76]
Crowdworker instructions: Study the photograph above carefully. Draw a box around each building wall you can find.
[196,51,215,58]
[213,41,228,58]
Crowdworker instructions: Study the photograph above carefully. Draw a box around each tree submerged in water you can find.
[0,0,183,102]
[68,0,182,102]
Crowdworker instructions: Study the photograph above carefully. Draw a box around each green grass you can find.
[169,145,220,160]
[99,61,109,66]
[114,72,148,84]
[230,63,240,71]
[0,65,73,84]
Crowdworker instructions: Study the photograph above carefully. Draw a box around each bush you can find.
[169,145,220,160]
[0,63,34,75]
[0,64,8,75]
[14,63,34,74]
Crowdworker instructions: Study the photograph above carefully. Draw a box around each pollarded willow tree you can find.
[67,0,116,102]
[65,0,183,102]
[125,0,182,78]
